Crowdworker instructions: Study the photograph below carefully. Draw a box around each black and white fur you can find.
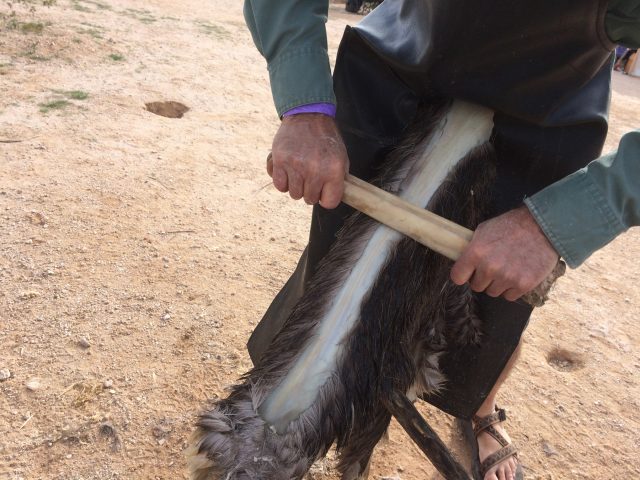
[187,100,497,479]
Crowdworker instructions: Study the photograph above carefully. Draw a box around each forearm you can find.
[244,0,335,116]
[525,130,640,267]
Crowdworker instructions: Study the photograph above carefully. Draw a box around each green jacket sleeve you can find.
[244,0,336,117]
[525,131,640,267]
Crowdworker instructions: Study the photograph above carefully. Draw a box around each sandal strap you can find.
[482,424,509,448]
[472,408,507,436]
[480,443,518,477]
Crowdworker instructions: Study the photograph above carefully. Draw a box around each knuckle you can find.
[271,153,288,171]
[464,250,479,266]
[326,160,345,178]
[290,154,306,171]
[467,246,485,264]
[484,262,499,277]
[516,281,530,294]
[518,275,536,292]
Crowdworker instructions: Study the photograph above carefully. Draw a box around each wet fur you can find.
[188,101,497,479]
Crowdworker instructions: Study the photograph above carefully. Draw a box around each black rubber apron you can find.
[249,0,614,419]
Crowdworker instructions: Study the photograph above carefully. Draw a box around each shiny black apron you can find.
[248,0,614,419]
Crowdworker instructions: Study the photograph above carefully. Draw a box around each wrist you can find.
[517,205,559,258]
[282,102,336,119]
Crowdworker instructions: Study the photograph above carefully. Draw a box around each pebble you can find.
[161,313,171,321]
[18,291,39,301]
[542,441,558,457]
[25,378,41,391]
[103,379,113,388]
[78,337,91,349]
[0,369,10,381]
[26,211,47,226]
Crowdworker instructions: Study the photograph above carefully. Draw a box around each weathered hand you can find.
[268,113,349,209]
[450,206,560,302]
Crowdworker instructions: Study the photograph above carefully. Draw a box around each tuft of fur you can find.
[188,100,497,479]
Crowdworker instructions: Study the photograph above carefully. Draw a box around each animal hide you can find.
[187,100,497,479]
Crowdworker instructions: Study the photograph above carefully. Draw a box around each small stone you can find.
[152,422,172,439]
[66,454,72,459]
[26,211,47,226]
[25,378,41,391]
[161,313,171,321]
[103,379,113,388]
[0,369,11,381]
[18,291,39,301]
[542,441,558,457]
[78,337,91,349]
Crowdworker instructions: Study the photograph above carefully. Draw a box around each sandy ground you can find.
[0,1,639,479]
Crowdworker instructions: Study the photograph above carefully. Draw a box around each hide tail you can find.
[188,100,497,479]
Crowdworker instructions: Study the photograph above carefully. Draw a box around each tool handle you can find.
[342,174,565,307]
[343,174,472,260]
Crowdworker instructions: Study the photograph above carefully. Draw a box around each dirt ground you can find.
[1,1,639,479]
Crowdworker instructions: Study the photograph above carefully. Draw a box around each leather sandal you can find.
[471,407,523,480]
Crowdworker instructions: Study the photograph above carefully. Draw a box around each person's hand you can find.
[268,113,349,209]
[450,206,559,301]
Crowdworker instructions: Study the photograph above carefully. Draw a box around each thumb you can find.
[450,252,476,286]
[266,152,274,178]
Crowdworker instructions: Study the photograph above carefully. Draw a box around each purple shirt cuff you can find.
[282,103,336,118]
